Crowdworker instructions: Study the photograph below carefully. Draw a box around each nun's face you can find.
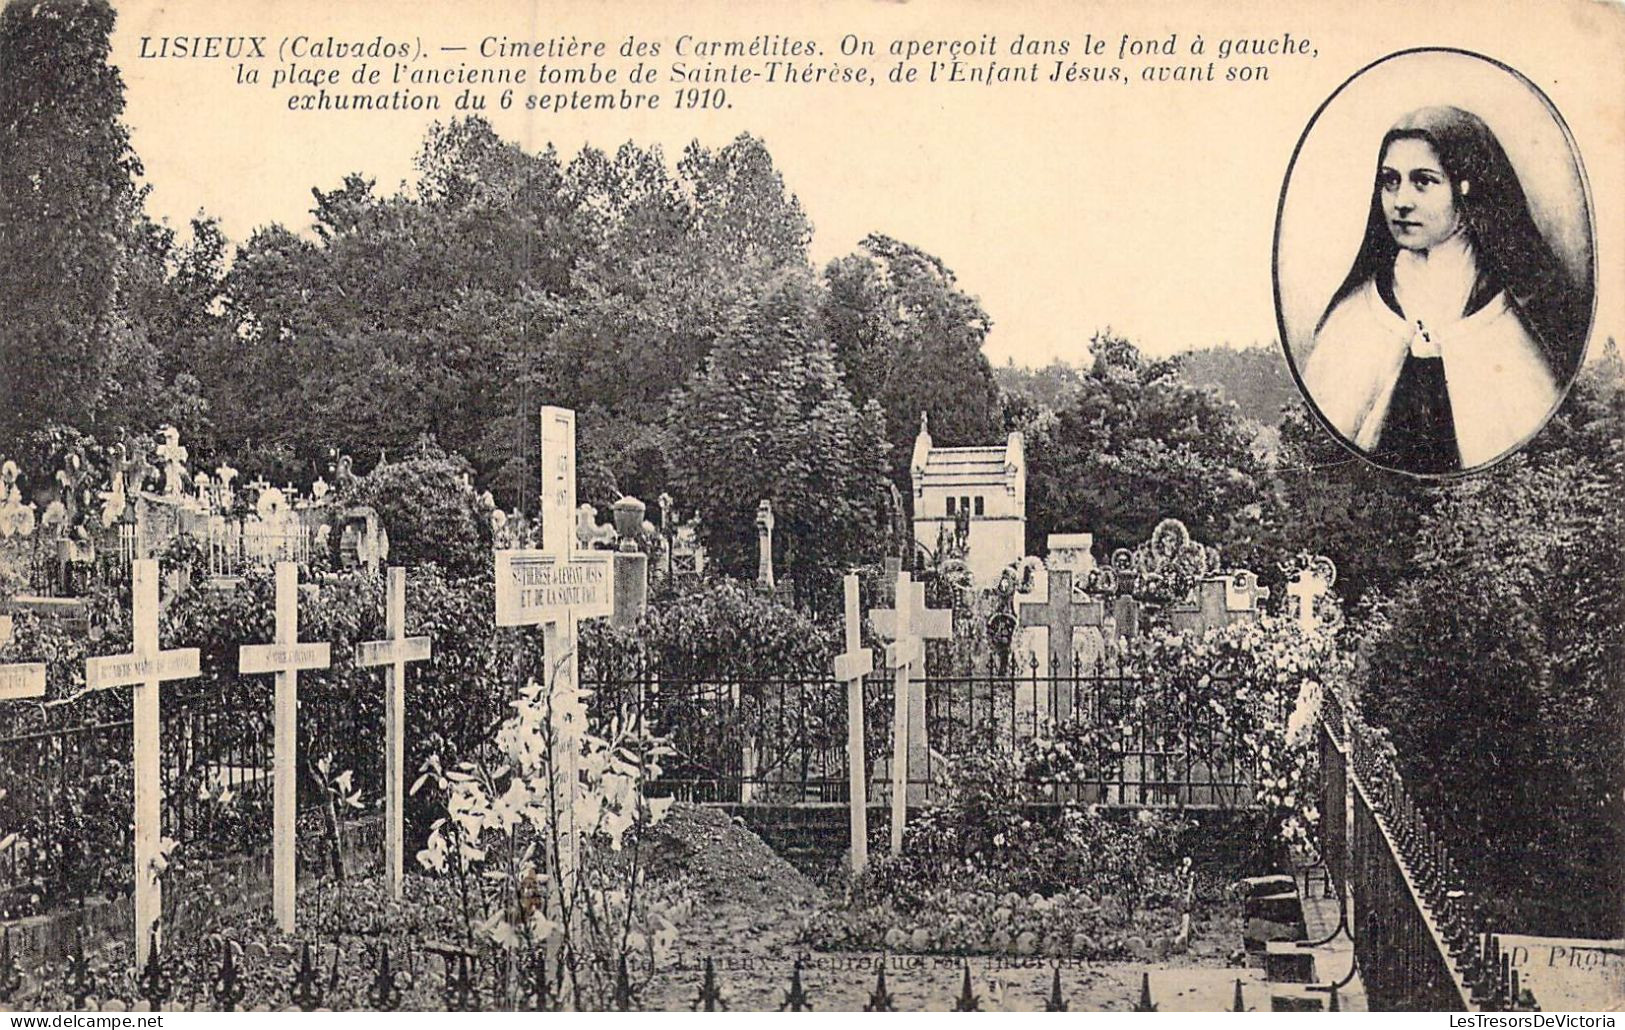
[1378,138,1461,252]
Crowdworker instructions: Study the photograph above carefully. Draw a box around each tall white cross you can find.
[1286,568,1331,634]
[832,574,873,874]
[83,559,201,967]
[356,567,432,899]
[872,570,952,852]
[494,406,615,895]
[238,561,332,933]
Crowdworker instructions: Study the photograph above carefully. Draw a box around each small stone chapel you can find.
[909,413,1025,586]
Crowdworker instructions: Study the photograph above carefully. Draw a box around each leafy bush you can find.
[355,442,494,577]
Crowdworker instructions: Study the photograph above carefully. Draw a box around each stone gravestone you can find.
[1498,935,1625,1011]
[83,559,202,966]
[494,406,615,897]
[237,561,332,933]
[1170,571,1269,637]
[1018,567,1107,723]
[355,567,432,900]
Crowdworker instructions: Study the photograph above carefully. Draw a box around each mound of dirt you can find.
[642,803,824,913]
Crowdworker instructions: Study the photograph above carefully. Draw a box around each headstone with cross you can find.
[356,567,432,899]
[82,559,201,966]
[1018,568,1107,721]
[872,570,952,850]
[832,574,873,874]
[237,561,332,933]
[1286,564,1334,634]
[494,406,615,896]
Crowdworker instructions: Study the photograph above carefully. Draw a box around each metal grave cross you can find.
[83,559,201,967]
[1018,568,1106,721]
[832,574,873,874]
[356,566,432,899]
[238,561,332,933]
[494,406,615,893]
[871,570,953,852]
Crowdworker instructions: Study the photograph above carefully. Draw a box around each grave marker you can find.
[0,661,44,700]
[1018,568,1106,720]
[872,570,952,850]
[82,559,201,967]
[1287,568,1331,634]
[494,406,615,895]
[238,561,332,933]
[832,574,873,873]
[356,567,432,899]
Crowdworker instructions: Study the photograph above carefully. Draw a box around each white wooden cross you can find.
[1286,568,1331,634]
[238,561,332,933]
[83,559,201,967]
[872,570,952,852]
[356,566,431,899]
[494,406,615,896]
[831,574,872,874]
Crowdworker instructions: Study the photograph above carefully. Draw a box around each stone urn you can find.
[612,495,646,552]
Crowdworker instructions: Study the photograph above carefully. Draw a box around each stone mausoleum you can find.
[909,413,1025,586]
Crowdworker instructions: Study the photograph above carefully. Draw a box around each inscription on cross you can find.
[832,574,873,874]
[1018,568,1106,721]
[872,570,952,851]
[494,406,616,896]
[238,561,332,934]
[356,566,432,899]
[82,559,201,967]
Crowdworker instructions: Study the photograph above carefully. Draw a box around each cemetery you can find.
[0,4,1619,1010]
[0,396,1589,1012]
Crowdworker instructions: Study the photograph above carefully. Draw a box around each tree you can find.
[823,235,1003,487]
[666,271,889,604]
[1021,332,1271,562]
[0,0,144,439]
[1359,361,1624,935]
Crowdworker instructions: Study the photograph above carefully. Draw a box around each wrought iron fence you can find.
[580,654,1269,809]
[1318,697,1539,1012]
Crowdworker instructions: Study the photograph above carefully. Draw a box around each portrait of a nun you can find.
[1300,105,1590,474]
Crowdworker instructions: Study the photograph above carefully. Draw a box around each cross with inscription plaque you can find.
[871,570,952,852]
[83,559,201,967]
[355,566,432,900]
[494,406,615,894]
[238,561,332,933]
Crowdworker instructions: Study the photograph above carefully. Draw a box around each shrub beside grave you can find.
[807,737,1194,958]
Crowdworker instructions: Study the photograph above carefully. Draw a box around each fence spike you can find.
[290,941,324,1012]
[211,941,246,1012]
[952,963,981,1011]
[780,958,812,1011]
[1134,971,1158,1012]
[366,944,404,1012]
[136,930,171,1012]
[612,954,633,1011]
[442,952,478,1012]
[64,930,94,1010]
[1044,965,1068,1012]
[692,956,726,1011]
[863,958,895,1012]
[1328,983,1340,1011]
[1232,977,1245,1012]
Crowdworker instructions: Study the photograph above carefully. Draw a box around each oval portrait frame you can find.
[1272,47,1597,479]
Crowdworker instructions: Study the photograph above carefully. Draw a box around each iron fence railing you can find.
[1319,697,1539,1012]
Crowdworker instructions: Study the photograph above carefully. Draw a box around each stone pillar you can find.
[612,496,649,630]
[755,499,775,591]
